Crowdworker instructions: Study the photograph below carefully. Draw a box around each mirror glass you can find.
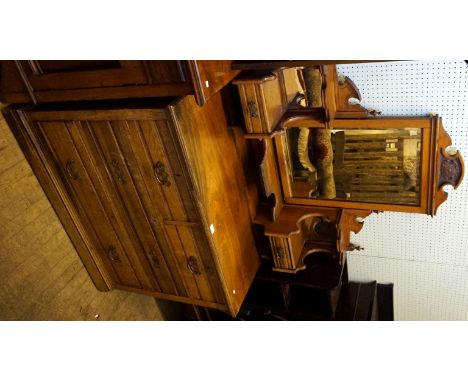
[286,127,422,205]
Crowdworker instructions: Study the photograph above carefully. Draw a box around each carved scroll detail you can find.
[254,137,283,222]
[438,152,463,189]
[334,70,369,119]
[433,121,465,215]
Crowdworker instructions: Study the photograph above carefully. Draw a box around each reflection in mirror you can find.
[286,127,422,205]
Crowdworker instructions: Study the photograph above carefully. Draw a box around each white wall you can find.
[337,61,468,320]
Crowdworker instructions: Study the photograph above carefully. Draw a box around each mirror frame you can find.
[275,117,436,213]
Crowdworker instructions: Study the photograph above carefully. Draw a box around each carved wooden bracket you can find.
[336,209,373,261]
[246,135,284,222]
[334,72,369,119]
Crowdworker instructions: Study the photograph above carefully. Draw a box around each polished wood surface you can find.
[275,117,436,214]
[187,60,240,106]
[169,94,260,315]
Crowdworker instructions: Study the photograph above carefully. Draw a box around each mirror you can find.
[286,127,422,205]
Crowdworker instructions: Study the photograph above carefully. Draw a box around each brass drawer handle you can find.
[148,249,161,268]
[187,256,201,275]
[154,161,171,187]
[107,246,121,263]
[111,159,126,184]
[275,247,285,259]
[247,101,258,118]
[65,160,80,180]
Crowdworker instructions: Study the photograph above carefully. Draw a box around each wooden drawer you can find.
[234,68,300,134]
[164,224,224,304]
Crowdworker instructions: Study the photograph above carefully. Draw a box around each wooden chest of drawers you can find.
[4,93,260,316]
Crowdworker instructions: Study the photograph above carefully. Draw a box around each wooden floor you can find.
[0,111,179,320]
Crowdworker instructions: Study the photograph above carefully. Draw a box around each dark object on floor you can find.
[180,254,394,321]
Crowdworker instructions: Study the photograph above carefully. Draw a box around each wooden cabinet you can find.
[0,60,239,106]
[233,68,301,134]
[4,93,259,316]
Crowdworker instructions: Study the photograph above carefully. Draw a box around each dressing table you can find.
[0,60,464,317]
[233,63,464,273]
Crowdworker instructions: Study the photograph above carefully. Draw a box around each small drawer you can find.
[270,236,294,271]
[234,71,286,134]
[164,224,224,304]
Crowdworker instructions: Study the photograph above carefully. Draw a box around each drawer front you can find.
[235,73,286,134]
[164,224,225,304]
[237,82,264,134]
[78,118,190,297]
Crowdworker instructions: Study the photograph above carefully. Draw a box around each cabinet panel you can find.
[36,121,146,290]
[71,120,184,296]
[20,106,227,307]
[164,224,223,304]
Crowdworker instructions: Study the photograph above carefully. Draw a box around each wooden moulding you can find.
[432,118,465,215]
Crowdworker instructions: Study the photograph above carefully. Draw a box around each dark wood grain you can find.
[0,60,237,105]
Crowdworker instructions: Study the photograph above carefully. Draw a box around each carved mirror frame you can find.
[274,116,462,215]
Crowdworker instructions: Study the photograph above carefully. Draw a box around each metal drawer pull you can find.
[154,161,171,187]
[187,256,201,275]
[107,246,121,263]
[65,160,80,180]
[111,159,126,184]
[247,101,258,118]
